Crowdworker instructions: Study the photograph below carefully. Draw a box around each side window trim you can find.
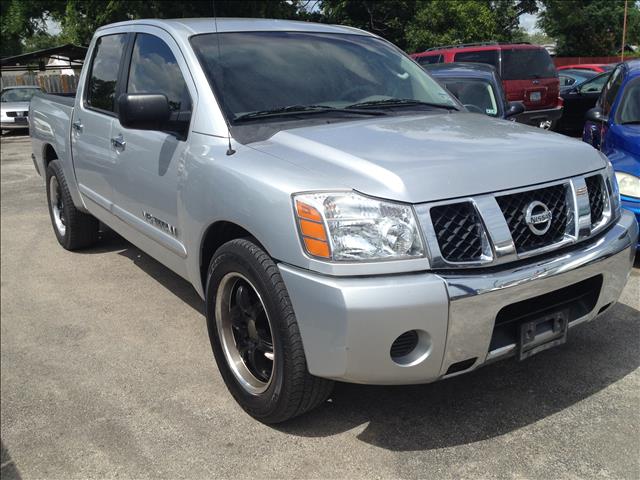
[83,32,133,117]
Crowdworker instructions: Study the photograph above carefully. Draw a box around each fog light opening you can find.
[390,330,431,366]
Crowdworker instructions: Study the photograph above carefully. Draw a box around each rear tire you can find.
[46,160,99,250]
[206,238,333,423]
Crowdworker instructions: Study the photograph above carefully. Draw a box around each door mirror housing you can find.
[586,106,608,124]
[505,101,525,118]
[118,93,171,130]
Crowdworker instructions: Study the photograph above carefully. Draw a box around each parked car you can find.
[30,19,637,423]
[558,69,598,92]
[583,60,640,246]
[557,64,614,73]
[412,42,562,129]
[422,63,524,119]
[1,85,43,132]
[556,71,611,135]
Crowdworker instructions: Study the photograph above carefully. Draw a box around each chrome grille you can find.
[585,175,606,225]
[496,184,569,253]
[417,170,614,269]
[430,202,484,262]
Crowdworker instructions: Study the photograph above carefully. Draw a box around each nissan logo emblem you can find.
[524,201,553,235]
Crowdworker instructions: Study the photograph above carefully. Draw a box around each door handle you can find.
[111,134,126,151]
[72,120,83,132]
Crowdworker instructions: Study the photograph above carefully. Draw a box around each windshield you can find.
[1,88,40,102]
[190,32,457,123]
[501,48,557,80]
[438,78,500,117]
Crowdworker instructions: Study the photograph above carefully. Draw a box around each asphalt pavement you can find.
[1,132,639,479]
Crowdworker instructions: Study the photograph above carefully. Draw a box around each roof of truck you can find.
[97,18,372,37]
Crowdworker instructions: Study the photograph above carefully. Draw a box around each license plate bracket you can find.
[517,309,568,361]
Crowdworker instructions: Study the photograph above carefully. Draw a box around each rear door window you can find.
[416,54,443,65]
[501,48,556,80]
[86,34,127,113]
[453,50,499,70]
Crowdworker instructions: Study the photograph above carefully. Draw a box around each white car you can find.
[1,86,42,131]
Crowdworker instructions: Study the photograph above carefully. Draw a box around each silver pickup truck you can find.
[30,18,638,423]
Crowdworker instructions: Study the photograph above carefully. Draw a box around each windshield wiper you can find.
[346,98,459,111]
[234,104,386,122]
[621,120,640,125]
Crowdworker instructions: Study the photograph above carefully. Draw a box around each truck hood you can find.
[249,113,606,203]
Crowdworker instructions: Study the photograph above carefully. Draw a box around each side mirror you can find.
[505,101,525,118]
[118,93,170,130]
[586,106,607,123]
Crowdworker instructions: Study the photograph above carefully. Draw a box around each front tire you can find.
[206,238,333,423]
[46,160,99,250]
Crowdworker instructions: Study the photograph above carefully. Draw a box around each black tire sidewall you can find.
[205,242,289,420]
[45,161,70,248]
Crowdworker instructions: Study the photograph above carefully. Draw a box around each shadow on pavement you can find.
[77,227,204,314]
[1,440,22,480]
[277,302,640,451]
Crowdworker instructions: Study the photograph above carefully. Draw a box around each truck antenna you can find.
[213,1,236,156]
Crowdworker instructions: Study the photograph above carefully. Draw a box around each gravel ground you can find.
[1,132,639,479]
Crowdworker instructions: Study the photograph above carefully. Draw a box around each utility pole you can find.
[621,0,628,61]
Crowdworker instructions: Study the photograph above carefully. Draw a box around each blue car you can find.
[583,60,640,247]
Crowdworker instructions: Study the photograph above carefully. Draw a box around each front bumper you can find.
[280,210,638,384]
[515,106,563,126]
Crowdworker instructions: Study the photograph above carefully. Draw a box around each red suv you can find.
[412,43,562,129]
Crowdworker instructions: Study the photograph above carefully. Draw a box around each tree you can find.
[538,0,640,56]
[0,0,311,57]
[0,0,66,57]
[321,0,418,50]
[321,0,538,53]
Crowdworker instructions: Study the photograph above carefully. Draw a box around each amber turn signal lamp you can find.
[295,200,331,258]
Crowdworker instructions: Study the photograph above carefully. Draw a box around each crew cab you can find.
[412,42,562,129]
[30,19,638,423]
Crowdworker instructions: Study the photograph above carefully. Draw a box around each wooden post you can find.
[621,0,628,61]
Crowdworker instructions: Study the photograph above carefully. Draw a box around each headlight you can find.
[615,171,640,199]
[293,192,424,261]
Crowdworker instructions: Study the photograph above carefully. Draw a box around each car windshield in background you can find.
[1,88,40,102]
[190,32,457,123]
[439,78,499,117]
[501,49,557,80]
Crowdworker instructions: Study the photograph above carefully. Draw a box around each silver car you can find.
[29,19,638,423]
[1,85,42,131]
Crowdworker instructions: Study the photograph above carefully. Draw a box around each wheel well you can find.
[200,221,254,291]
[43,144,57,166]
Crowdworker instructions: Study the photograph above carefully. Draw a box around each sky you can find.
[519,13,540,34]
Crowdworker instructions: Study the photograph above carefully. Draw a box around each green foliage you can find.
[0,0,309,56]
[321,0,538,53]
[1,0,636,59]
[538,0,640,56]
[1,0,66,56]
[321,1,418,50]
